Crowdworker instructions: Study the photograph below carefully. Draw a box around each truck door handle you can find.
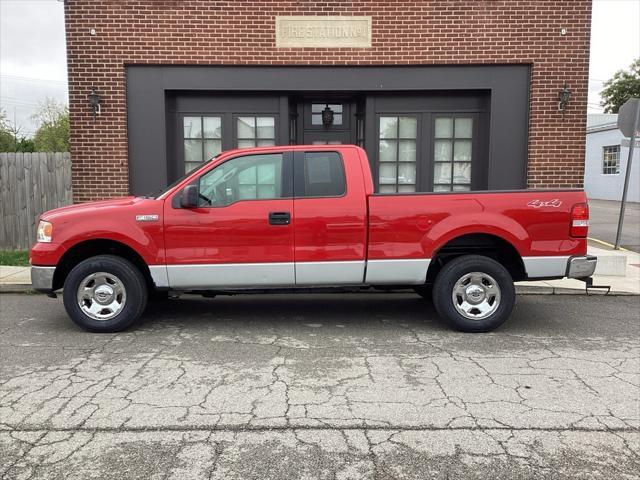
[268,211,291,225]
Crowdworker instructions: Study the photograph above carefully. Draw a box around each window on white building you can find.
[602,145,620,175]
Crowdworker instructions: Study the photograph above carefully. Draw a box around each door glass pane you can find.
[237,117,255,138]
[184,139,202,164]
[238,185,257,200]
[398,163,416,184]
[302,152,346,197]
[453,140,472,161]
[203,117,221,138]
[379,140,397,162]
[453,162,472,184]
[379,117,398,138]
[434,140,452,162]
[433,162,452,184]
[311,104,343,126]
[183,117,202,138]
[379,185,397,193]
[237,116,275,148]
[399,117,417,138]
[257,163,276,184]
[398,185,416,193]
[398,140,416,162]
[435,118,453,138]
[183,116,222,173]
[238,166,256,185]
[257,117,275,138]
[455,118,473,138]
[204,139,222,160]
[379,163,397,185]
[198,153,283,206]
[378,116,418,193]
[433,116,473,191]
[257,185,276,199]
[185,161,201,173]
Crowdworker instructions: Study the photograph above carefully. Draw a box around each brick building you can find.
[63,0,592,202]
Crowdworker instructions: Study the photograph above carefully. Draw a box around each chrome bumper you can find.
[566,255,597,278]
[31,266,56,292]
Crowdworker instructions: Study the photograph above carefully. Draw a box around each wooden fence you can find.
[0,152,72,250]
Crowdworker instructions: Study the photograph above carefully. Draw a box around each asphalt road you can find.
[588,199,640,252]
[1,293,639,479]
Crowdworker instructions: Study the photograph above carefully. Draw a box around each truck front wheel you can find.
[62,255,148,332]
[432,255,515,333]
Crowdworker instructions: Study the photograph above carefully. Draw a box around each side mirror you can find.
[180,184,199,208]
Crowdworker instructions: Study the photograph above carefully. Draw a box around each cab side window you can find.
[301,152,346,197]
[198,153,283,206]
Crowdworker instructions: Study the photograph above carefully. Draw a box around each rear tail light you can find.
[570,203,589,238]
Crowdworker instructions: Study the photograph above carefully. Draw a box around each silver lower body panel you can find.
[30,266,56,291]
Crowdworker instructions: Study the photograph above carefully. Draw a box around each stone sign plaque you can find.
[276,16,372,48]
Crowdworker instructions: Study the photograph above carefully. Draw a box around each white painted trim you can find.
[365,259,431,285]
[166,263,295,289]
[149,265,169,288]
[296,261,365,285]
[522,256,570,278]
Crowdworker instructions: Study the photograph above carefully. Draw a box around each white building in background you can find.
[584,114,639,203]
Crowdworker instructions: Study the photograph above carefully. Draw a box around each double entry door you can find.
[162,149,367,289]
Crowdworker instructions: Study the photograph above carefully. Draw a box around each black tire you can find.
[413,285,432,300]
[432,255,515,333]
[62,255,148,332]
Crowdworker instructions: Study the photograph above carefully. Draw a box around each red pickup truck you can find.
[30,145,596,333]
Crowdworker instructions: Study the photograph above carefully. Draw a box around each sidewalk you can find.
[516,245,640,295]
[2,247,638,295]
[0,266,31,292]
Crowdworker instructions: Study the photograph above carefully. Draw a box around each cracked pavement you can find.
[0,293,639,479]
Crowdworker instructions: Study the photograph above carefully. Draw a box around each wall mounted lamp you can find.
[558,83,571,119]
[321,104,334,126]
[89,88,101,118]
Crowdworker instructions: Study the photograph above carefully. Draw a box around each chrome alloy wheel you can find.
[77,272,127,321]
[451,271,501,320]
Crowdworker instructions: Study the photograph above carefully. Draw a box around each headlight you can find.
[37,221,53,243]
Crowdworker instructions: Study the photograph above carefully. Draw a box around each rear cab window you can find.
[298,151,346,198]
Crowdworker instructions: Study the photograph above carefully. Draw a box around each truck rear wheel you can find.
[432,255,515,333]
[62,255,148,332]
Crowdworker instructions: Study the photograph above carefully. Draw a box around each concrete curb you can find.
[515,285,635,296]
[0,284,35,294]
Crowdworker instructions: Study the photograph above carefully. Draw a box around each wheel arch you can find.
[425,233,526,284]
[52,238,153,291]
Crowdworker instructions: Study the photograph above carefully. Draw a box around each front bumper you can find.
[31,266,56,292]
[566,255,597,278]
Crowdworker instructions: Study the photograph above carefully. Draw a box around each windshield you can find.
[144,156,219,199]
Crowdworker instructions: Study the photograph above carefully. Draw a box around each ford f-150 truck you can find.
[30,145,596,333]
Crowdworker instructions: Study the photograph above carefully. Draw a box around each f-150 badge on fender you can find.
[135,214,159,222]
[527,199,562,208]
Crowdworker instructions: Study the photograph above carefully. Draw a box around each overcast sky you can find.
[1,0,639,135]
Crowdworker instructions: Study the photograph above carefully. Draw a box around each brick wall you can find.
[64,0,592,202]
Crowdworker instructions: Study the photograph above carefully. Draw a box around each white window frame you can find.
[602,145,621,175]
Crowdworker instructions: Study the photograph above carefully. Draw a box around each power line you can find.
[0,99,42,107]
[0,74,67,85]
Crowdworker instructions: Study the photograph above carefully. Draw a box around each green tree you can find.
[16,138,36,152]
[32,98,69,152]
[600,59,640,113]
[0,110,18,151]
